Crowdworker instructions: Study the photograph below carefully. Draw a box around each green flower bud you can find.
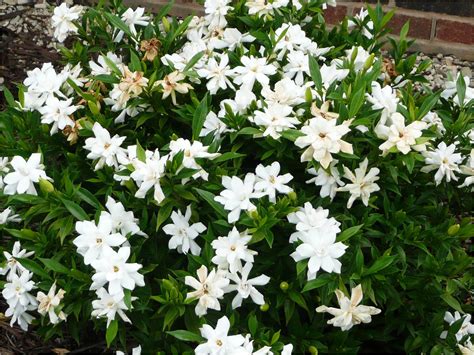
[162,17,170,32]
[39,178,54,193]
[260,303,269,312]
[288,191,297,202]
[448,224,460,236]
[308,346,318,354]
[363,54,375,71]
[280,281,289,292]
[250,210,259,219]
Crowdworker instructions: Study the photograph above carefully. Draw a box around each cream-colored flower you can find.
[155,71,193,105]
[316,284,381,331]
[311,101,339,121]
[36,282,66,324]
[118,67,148,98]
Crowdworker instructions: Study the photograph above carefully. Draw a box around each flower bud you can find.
[363,54,375,71]
[448,224,460,236]
[308,346,318,354]
[162,17,170,32]
[288,191,297,202]
[250,210,259,219]
[39,178,54,193]
[260,303,269,312]
[280,281,289,292]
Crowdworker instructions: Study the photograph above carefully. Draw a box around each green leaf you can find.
[417,92,440,119]
[288,291,309,312]
[156,202,173,231]
[349,88,365,118]
[212,152,246,163]
[183,51,204,72]
[94,74,119,84]
[130,50,142,72]
[192,94,208,141]
[441,293,464,313]
[76,188,102,209]
[17,258,52,280]
[456,73,467,106]
[308,55,322,91]
[106,319,119,347]
[364,255,397,275]
[61,199,89,221]
[281,129,305,142]
[248,314,258,336]
[166,330,203,342]
[337,224,363,243]
[104,12,132,38]
[39,258,70,274]
[194,188,227,218]
[3,86,17,107]
[302,275,332,292]
[136,140,146,162]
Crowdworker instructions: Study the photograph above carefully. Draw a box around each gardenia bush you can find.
[0,0,473,353]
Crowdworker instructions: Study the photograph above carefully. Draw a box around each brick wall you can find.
[123,0,474,60]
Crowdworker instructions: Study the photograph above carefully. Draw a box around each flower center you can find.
[319,133,326,138]
[96,238,102,244]
[104,143,111,149]
[216,339,223,346]
[230,245,236,251]
[113,266,120,272]
[269,176,276,183]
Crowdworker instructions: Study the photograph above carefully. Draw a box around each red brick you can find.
[324,5,348,25]
[436,19,474,45]
[389,13,432,40]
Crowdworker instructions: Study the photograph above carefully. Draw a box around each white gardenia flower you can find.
[306,160,344,201]
[295,116,353,169]
[92,288,134,327]
[0,241,34,281]
[200,111,233,139]
[163,205,207,256]
[0,207,21,225]
[261,77,305,107]
[101,196,145,237]
[169,138,219,181]
[224,262,270,309]
[23,63,66,108]
[185,265,230,317]
[338,158,380,208]
[348,8,374,39]
[283,50,310,86]
[291,228,347,280]
[114,7,150,42]
[84,122,127,170]
[5,301,36,331]
[316,284,381,331]
[36,282,66,325]
[90,247,145,298]
[320,62,349,89]
[74,218,127,265]
[441,74,474,106]
[89,52,123,76]
[155,71,193,105]
[197,54,235,95]
[2,270,37,311]
[2,271,37,331]
[211,227,257,274]
[3,153,52,196]
[421,142,463,185]
[366,82,399,124]
[459,341,474,355]
[421,111,446,136]
[254,103,300,140]
[215,174,264,223]
[130,148,168,203]
[287,202,341,243]
[377,113,427,155]
[440,311,474,342]
[117,346,142,355]
[204,0,232,29]
[51,3,83,43]
[211,28,255,51]
[195,315,246,354]
[233,55,277,90]
[38,96,79,135]
[459,149,474,190]
[254,162,293,202]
